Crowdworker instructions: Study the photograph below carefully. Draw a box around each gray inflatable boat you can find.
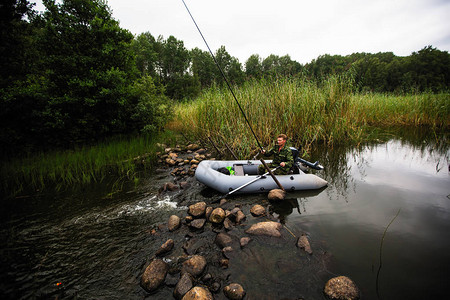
[195,159,328,194]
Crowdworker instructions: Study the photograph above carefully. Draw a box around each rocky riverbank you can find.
[142,143,360,300]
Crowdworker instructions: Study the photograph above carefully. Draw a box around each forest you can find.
[1,0,450,157]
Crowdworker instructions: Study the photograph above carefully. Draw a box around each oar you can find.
[212,166,281,203]
[260,159,285,191]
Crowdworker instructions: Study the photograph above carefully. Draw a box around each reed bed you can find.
[1,132,176,198]
[169,76,449,157]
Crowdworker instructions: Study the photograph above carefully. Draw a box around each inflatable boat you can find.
[195,159,328,194]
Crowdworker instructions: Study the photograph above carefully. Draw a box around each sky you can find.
[33,0,450,65]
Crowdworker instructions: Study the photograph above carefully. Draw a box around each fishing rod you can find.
[181,0,264,152]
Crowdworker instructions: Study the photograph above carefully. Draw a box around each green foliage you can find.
[172,76,449,157]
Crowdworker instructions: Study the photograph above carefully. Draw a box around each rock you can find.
[245,221,282,237]
[219,198,228,206]
[297,234,313,254]
[155,239,174,256]
[223,217,234,230]
[165,158,177,166]
[268,188,286,201]
[211,282,221,293]
[186,144,200,151]
[250,204,266,217]
[189,218,206,230]
[209,207,226,224]
[169,152,178,159]
[220,258,229,268]
[182,255,207,277]
[165,273,179,287]
[190,159,200,165]
[180,181,190,189]
[182,286,213,300]
[165,182,179,191]
[205,207,213,219]
[168,215,181,232]
[188,202,207,218]
[240,237,251,248]
[324,276,360,300]
[196,148,206,154]
[202,273,212,283]
[140,259,169,292]
[235,210,246,223]
[222,246,233,259]
[215,232,233,249]
[185,215,193,223]
[223,283,246,300]
[173,273,193,299]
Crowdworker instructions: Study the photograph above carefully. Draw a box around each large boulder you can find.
[297,234,313,254]
[140,259,169,292]
[223,283,246,300]
[250,204,266,217]
[173,273,193,299]
[168,215,181,231]
[188,202,207,218]
[324,276,360,300]
[245,221,282,237]
[155,239,174,257]
[182,286,213,300]
[182,255,207,277]
[209,207,226,224]
[268,189,286,201]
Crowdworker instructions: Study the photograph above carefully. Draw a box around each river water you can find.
[1,130,449,299]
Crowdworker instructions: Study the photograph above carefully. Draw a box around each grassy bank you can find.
[1,132,178,198]
[168,76,449,157]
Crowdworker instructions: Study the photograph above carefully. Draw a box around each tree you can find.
[245,54,263,79]
[190,47,216,87]
[132,32,158,78]
[215,46,245,85]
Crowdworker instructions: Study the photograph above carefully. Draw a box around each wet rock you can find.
[186,144,200,151]
[223,283,246,300]
[235,210,246,224]
[220,258,229,268]
[223,217,234,230]
[250,204,266,217]
[140,258,169,292]
[211,282,221,293]
[240,237,251,248]
[215,232,233,249]
[169,152,178,159]
[268,188,286,201]
[188,202,207,218]
[182,286,213,300]
[165,158,177,166]
[180,181,190,189]
[297,234,313,254]
[202,273,212,283]
[190,159,200,165]
[174,273,193,299]
[165,273,179,287]
[166,182,179,191]
[324,276,360,300]
[205,207,213,219]
[189,218,206,230]
[209,207,226,224]
[219,198,228,206]
[182,255,207,277]
[155,239,174,256]
[168,215,181,232]
[222,246,234,259]
[245,221,282,237]
[185,215,194,223]
[196,148,206,154]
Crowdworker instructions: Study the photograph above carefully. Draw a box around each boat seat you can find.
[234,164,244,176]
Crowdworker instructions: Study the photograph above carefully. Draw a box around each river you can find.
[1,130,449,299]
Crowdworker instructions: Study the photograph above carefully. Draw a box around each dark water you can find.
[1,131,449,299]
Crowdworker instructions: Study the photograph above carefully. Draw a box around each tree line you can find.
[1,0,449,156]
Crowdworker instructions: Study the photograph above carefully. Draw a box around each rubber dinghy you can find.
[195,159,328,194]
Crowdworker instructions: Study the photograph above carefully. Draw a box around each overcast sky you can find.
[33,0,450,64]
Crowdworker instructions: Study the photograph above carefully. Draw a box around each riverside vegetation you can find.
[170,75,449,158]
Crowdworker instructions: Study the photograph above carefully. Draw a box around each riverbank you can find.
[169,76,449,156]
[0,131,179,199]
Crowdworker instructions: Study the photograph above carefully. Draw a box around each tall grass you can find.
[169,75,449,157]
[1,131,178,198]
